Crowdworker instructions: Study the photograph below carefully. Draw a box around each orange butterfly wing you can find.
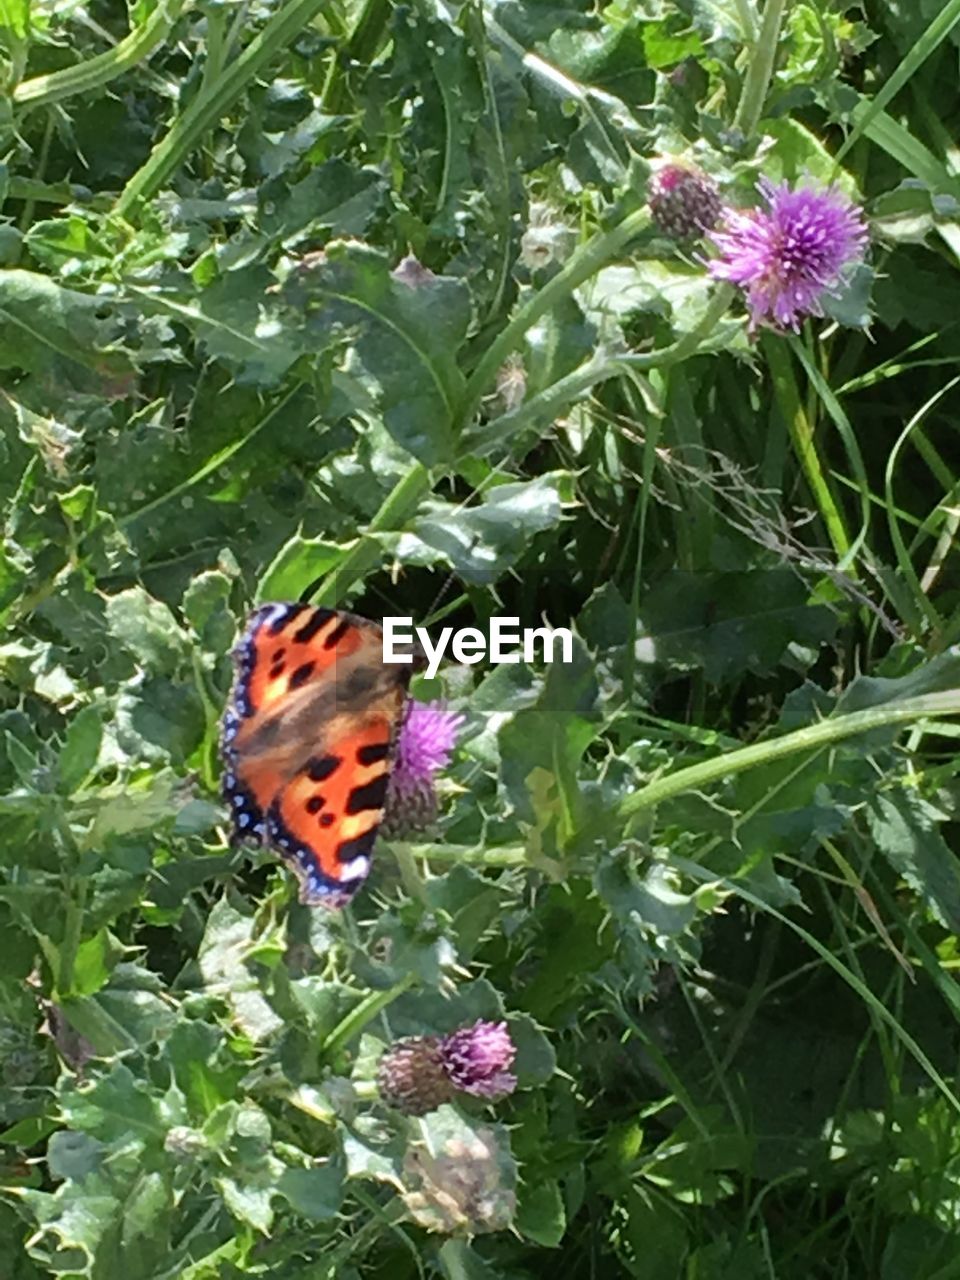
[221,602,410,908]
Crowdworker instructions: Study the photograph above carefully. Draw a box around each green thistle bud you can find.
[377,1036,457,1116]
[164,1126,208,1161]
[649,164,721,239]
[380,779,439,839]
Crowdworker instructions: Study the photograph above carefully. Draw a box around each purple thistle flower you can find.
[381,700,463,838]
[378,1020,518,1115]
[392,700,464,795]
[439,1020,517,1101]
[708,178,867,332]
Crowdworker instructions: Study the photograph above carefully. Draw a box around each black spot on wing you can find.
[357,741,390,765]
[267,602,308,635]
[288,661,316,690]
[306,794,325,815]
[265,799,361,909]
[293,608,336,644]
[346,775,388,815]
[306,754,341,782]
[320,812,335,828]
[323,617,352,649]
[337,829,379,862]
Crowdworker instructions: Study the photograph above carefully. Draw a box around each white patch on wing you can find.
[339,855,371,882]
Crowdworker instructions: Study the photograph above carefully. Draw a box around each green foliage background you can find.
[2,0,960,1275]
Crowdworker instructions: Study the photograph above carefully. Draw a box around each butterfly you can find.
[220,602,416,909]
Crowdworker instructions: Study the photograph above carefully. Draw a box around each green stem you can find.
[622,283,736,368]
[310,463,433,605]
[765,336,851,561]
[7,178,92,205]
[465,286,735,456]
[457,207,651,430]
[14,0,186,108]
[463,354,622,456]
[621,689,960,818]
[733,0,788,137]
[388,841,528,868]
[319,976,415,1061]
[114,0,328,220]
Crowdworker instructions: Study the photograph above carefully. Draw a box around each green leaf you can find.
[275,1162,344,1221]
[508,1012,556,1085]
[637,569,836,684]
[867,791,960,934]
[0,270,133,389]
[105,588,189,676]
[516,1178,565,1246]
[0,0,29,41]
[279,240,471,464]
[217,1170,277,1233]
[59,1063,166,1144]
[184,264,305,385]
[259,157,386,244]
[59,705,103,794]
[47,1131,104,1182]
[256,534,346,602]
[83,771,182,845]
[70,928,116,998]
[397,472,575,581]
[198,898,284,1041]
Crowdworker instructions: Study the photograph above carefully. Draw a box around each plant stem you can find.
[319,976,415,1061]
[621,689,960,817]
[310,463,433,605]
[388,841,528,868]
[114,0,328,221]
[464,353,623,456]
[765,335,851,561]
[465,286,735,456]
[458,207,651,430]
[733,0,788,137]
[14,0,186,109]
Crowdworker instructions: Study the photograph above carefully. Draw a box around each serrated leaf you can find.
[198,898,284,1041]
[0,270,133,390]
[279,240,471,463]
[105,588,189,676]
[58,1063,165,1144]
[259,158,386,244]
[396,472,575,581]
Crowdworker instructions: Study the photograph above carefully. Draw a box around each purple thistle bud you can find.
[649,164,722,240]
[439,1020,517,1101]
[708,178,868,332]
[377,1036,457,1116]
